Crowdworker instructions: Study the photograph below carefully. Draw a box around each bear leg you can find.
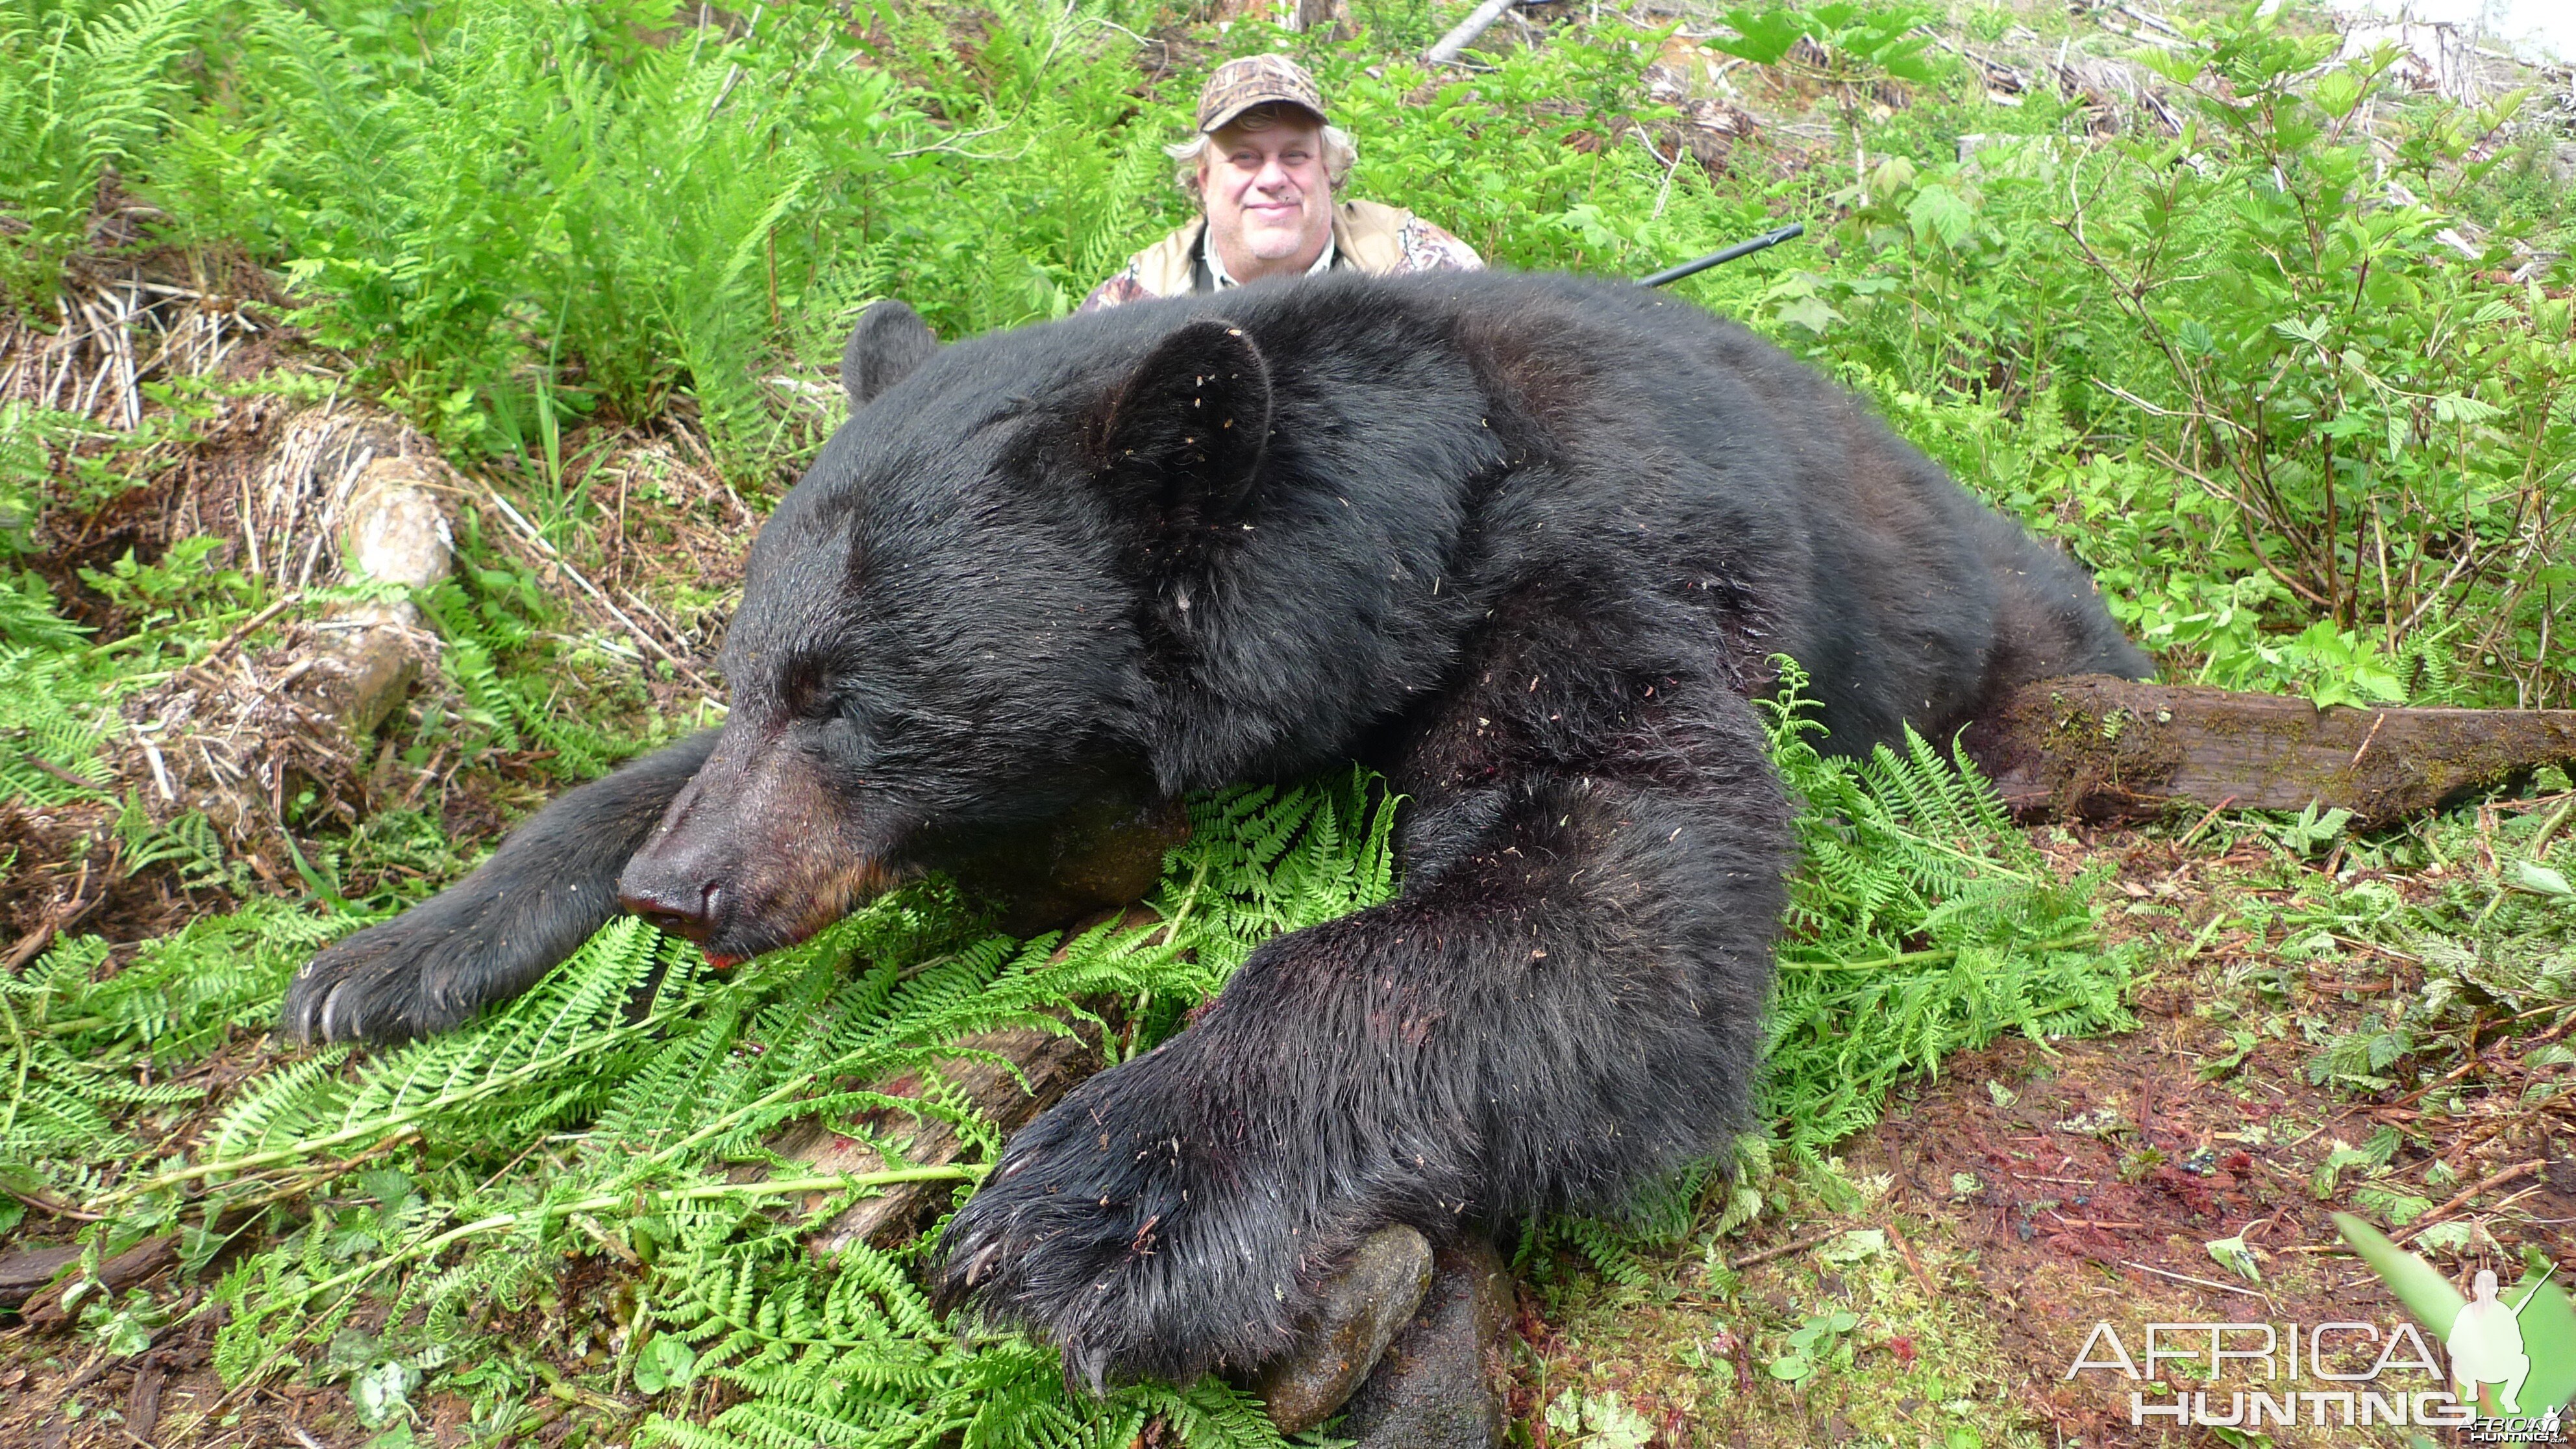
[936,675,1789,1391]
[282,730,719,1043]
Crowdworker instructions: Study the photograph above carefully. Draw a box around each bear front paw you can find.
[934,1050,1326,1393]
[282,875,593,1043]
[280,912,490,1044]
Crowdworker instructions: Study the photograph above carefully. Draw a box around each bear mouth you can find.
[619,843,907,968]
[685,855,908,968]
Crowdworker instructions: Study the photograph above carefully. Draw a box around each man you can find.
[1078,55,1482,313]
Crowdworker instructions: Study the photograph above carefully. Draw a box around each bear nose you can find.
[619,880,721,943]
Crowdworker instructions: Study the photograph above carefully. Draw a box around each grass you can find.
[1,0,2572,1443]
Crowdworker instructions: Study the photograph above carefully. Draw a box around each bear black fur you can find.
[282,271,2146,1389]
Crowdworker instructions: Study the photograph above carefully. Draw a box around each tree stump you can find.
[300,434,454,739]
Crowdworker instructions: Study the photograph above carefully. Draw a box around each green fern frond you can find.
[1760,656,2127,1163]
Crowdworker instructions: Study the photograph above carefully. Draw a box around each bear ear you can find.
[842,300,939,410]
[1095,317,1272,528]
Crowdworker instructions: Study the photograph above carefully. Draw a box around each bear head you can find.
[615,299,1282,963]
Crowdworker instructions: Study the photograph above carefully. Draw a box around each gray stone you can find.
[1252,1225,1435,1433]
[1337,1239,1515,1449]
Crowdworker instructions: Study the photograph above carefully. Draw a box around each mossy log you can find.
[782,790,1190,1254]
[1964,674,2576,825]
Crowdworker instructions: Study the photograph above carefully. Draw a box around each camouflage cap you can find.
[1195,54,1329,133]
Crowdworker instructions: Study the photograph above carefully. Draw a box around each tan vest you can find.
[1123,199,1421,299]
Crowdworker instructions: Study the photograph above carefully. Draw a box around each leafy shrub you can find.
[2072,11,2570,702]
[0,0,197,297]
[1763,5,2571,706]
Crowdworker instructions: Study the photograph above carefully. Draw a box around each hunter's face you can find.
[1198,111,1331,282]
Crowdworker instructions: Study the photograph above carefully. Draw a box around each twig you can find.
[474,480,712,694]
[887,123,1011,160]
[1723,1228,1843,1270]
[2481,1184,2546,1219]
[706,62,744,118]
[2116,4,2186,39]
[619,588,699,661]
[1885,1220,1939,1296]
[1633,125,1685,220]
[2175,793,2238,850]
[2048,1211,2143,1230]
[0,1173,109,1220]
[2393,1159,2544,1245]
[16,751,105,795]
[130,722,175,802]
[1,859,108,972]
[2347,710,2388,769]
[2386,1048,2497,1110]
[2120,1258,2268,1302]
[197,595,301,671]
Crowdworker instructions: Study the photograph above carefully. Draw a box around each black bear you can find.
[283,271,2146,1391]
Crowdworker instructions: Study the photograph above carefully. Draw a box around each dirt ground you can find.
[1509,826,2576,1449]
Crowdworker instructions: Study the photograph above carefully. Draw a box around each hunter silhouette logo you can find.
[2455,1269,2545,1414]
[2336,1212,2576,1420]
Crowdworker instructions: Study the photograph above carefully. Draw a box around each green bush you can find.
[1742,5,2571,706]
[0,0,198,298]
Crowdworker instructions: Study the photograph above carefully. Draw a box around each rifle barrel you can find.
[1637,223,1805,288]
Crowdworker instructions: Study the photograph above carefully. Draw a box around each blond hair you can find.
[1166,103,1356,200]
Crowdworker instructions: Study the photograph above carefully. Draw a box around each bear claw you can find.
[281,919,475,1044]
[934,1049,1327,1391]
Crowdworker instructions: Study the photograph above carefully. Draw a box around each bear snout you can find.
[618,822,898,967]
[608,723,902,965]
[616,873,721,944]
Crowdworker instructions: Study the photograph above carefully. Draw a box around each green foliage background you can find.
[6,0,2571,698]
[2,0,2571,1441]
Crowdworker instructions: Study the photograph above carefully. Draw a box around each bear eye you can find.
[782,656,841,721]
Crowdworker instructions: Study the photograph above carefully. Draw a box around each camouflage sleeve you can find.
[1078,269,1152,314]
[1397,217,1485,273]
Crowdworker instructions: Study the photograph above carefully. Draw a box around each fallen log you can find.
[1965,674,2576,826]
[0,1232,184,1326]
[783,787,1188,1253]
[299,419,454,739]
[784,1012,1110,1254]
[1424,0,1518,64]
[0,1245,82,1313]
